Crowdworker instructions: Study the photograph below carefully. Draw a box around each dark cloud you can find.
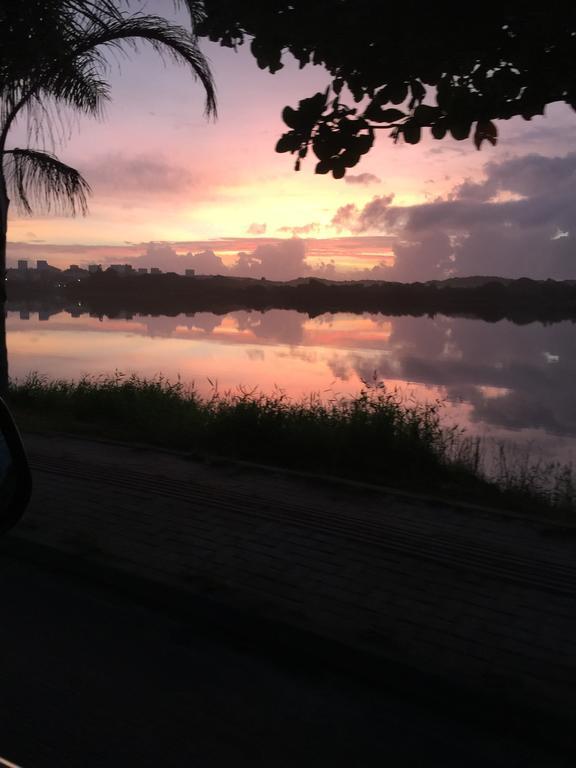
[344,173,381,185]
[333,152,576,280]
[457,153,576,202]
[332,195,395,233]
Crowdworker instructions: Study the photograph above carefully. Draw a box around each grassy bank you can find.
[9,372,575,518]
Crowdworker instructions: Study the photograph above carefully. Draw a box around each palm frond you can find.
[7,63,111,150]
[42,57,111,118]
[172,0,208,28]
[1,2,215,136]
[3,148,90,216]
[75,15,217,117]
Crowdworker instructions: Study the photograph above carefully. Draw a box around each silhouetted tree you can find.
[197,2,576,176]
[0,0,216,394]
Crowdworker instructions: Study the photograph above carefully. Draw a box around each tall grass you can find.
[9,372,575,517]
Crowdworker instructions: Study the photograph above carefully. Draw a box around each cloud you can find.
[230,239,308,281]
[13,147,576,282]
[79,153,196,198]
[332,153,576,280]
[130,243,227,274]
[331,203,359,233]
[455,153,576,202]
[331,195,395,233]
[344,173,381,185]
[277,222,320,236]
[113,238,309,281]
[247,222,267,235]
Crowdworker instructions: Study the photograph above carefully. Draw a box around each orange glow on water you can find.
[7,308,576,467]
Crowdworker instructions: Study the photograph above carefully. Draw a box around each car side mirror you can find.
[0,397,32,534]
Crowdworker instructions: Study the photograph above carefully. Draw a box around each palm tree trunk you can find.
[0,174,10,398]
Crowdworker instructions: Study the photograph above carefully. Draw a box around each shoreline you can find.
[8,272,576,324]
[10,372,575,520]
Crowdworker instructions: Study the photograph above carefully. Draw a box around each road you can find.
[0,542,561,768]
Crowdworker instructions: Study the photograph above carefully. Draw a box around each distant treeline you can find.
[8,272,576,324]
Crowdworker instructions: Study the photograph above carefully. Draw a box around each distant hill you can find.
[426,276,515,289]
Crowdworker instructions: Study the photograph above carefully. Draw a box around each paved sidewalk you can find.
[11,432,576,734]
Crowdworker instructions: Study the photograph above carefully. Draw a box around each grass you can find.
[9,371,576,519]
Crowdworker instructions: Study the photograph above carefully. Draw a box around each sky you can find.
[6,1,576,281]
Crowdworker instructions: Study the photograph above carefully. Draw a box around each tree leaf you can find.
[387,82,408,104]
[315,160,331,174]
[473,120,498,149]
[413,104,440,124]
[402,123,421,144]
[450,121,472,141]
[275,132,300,153]
[333,77,344,95]
[431,122,447,140]
[364,104,405,122]
[410,80,426,104]
[332,160,346,179]
[341,149,361,167]
[282,106,299,129]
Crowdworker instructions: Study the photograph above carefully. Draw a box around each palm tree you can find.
[0,0,216,394]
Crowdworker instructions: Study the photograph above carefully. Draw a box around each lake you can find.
[7,306,576,467]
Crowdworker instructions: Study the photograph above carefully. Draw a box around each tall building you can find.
[36,260,49,271]
[17,260,28,271]
[185,269,196,277]
[88,264,101,274]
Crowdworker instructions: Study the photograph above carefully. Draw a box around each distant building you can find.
[19,310,30,320]
[150,267,161,275]
[88,264,101,274]
[185,269,196,277]
[36,260,49,271]
[137,268,148,274]
[63,265,87,280]
[108,264,134,276]
[17,260,28,271]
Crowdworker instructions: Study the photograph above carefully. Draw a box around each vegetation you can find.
[0,0,216,393]
[9,272,576,325]
[10,372,575,519]
[197,2,576,177]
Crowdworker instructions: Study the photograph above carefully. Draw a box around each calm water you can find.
[7,307,576,465]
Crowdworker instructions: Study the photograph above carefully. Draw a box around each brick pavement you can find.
[11,431,576,725]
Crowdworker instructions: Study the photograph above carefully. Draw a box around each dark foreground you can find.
[0,542,566,768]
[2,431,576,766]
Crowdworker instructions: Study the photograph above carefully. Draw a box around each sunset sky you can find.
[6,2,576,281]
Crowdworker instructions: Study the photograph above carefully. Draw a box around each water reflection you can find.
[6,303,576,462]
